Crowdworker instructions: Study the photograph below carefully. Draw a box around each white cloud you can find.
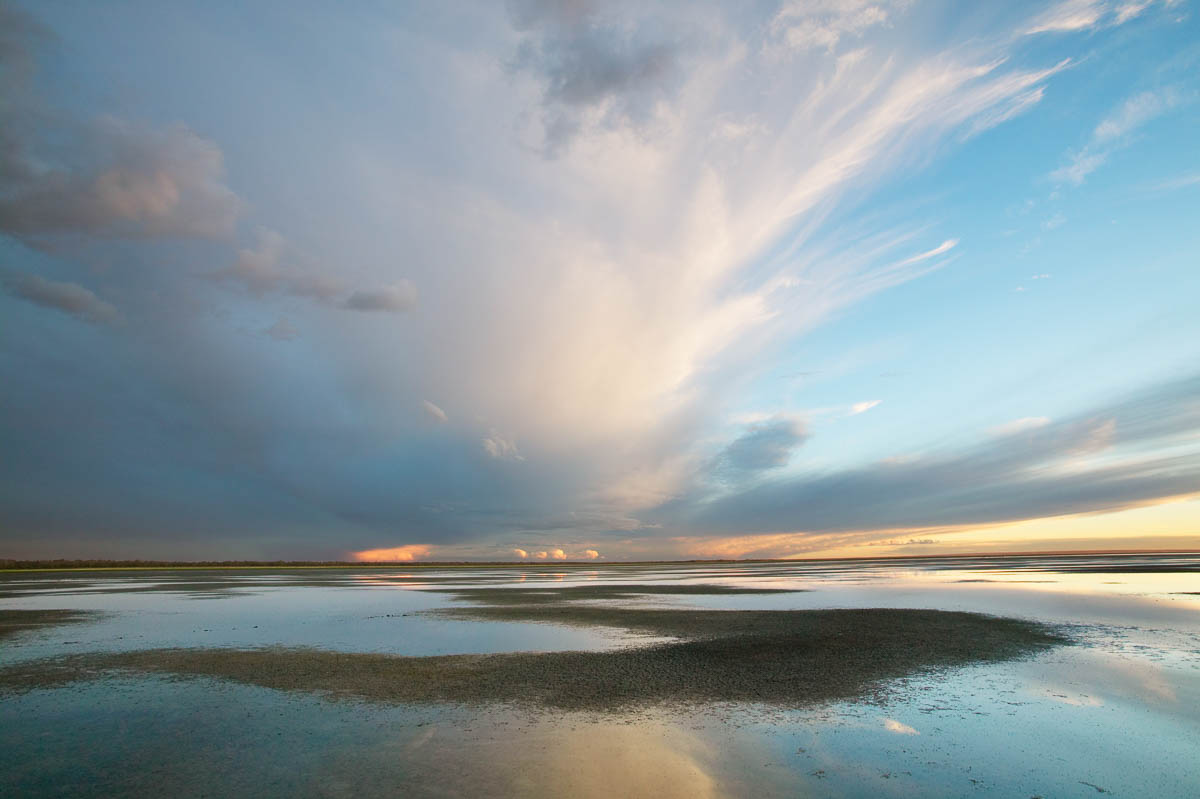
[1024,0,1109,34]
[989,416,1051,436]
[550,548,567,560]
[769,1,906,53]
[1050,150,1109,185]
[1095,89,1180,141]
[583,549,600,559]
[422,400,449,423]
[512,548,528,559]
[1024,0,1173,35]
[1052,88,1183,185]
[884,719,919,735]
[1148,171,1200,192]
[850,399,881,415]
[482,431,524,461]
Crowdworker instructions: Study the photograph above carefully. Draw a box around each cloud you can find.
[1094,89,1181,141]
[215,229,328,298]
[512,548,528,559]
[1024,0,1110,34]
[850,400,881,415]
[508,0,691,153]
[1148,171,1200,192]
[343,281,418,313]
[0,2,1148,559]
[482,431,524,461]
[534,550,549,559]
[351,544,432,562]
[212,229,415,313]
[680,374,1200,536]
[423,400,449,423]
[550,548,567,560]
[4,272,121,326]
[990,416,1051,436]
[0,5,240,244]
[1050,150,1108,185]
[0,117,241,242]
[583,549,600,559]
[769,0,907,53]
[1052,88,1183,185]
[719,416,809,473]
[1023,0,1172,35]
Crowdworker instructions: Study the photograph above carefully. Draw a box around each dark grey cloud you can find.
[718,416,809,473]
[509,0,687,154]
[343,282,418,313]
[676,375,1200,535]
[3,271,121,326]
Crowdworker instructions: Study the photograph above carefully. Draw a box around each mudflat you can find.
[0,609,98,641]
[0,608,1064,711]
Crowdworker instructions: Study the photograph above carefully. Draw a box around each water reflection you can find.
[1,553,1198,797]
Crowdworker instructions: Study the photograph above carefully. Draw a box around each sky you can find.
[1,0,1198,562]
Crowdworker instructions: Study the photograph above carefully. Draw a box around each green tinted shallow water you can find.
[2,555,1198,797]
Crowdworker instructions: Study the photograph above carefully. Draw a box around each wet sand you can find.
[0,608,1063,710]
[0,609,99,641]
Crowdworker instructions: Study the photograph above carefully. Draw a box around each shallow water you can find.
[2,554,1198,797]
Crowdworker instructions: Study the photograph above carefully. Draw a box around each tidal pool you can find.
[1,554,1197,797]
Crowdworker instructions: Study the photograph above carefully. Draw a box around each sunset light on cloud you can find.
[1,0,1196,561]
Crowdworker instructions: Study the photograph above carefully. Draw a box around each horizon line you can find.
[2,548,1197,571]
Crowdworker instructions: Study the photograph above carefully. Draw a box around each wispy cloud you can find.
[1052,88,1185,185]
[423,400,449,423]
[850,399,882,415]
[989,416,1051,436]
[1024,0,1175,36]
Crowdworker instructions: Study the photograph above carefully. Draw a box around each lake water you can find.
[2,554,1198,797]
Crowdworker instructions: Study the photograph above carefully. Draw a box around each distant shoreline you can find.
[1,548,1196,572]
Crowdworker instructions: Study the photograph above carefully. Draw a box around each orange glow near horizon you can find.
[351,544,433,562]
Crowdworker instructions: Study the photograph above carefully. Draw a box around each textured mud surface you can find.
[0,608,1065,710]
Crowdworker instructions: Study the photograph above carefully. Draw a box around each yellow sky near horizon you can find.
[805,495,1200,559]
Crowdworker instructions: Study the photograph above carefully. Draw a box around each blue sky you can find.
[1,0,1197,560]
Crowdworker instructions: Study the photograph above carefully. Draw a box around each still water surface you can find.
[2,554,1197,797]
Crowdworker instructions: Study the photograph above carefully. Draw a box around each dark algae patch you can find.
[0,608,1066,710]
[0,609,98,641]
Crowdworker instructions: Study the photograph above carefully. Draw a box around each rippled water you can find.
[2,554,1198,797]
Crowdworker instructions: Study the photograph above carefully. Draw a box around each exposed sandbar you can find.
[0,609,1065,710]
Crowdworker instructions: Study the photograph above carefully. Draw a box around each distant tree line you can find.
[0,558,757,570]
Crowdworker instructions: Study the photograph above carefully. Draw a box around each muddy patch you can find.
[0,609,99,641]
[0,609,1066,711]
